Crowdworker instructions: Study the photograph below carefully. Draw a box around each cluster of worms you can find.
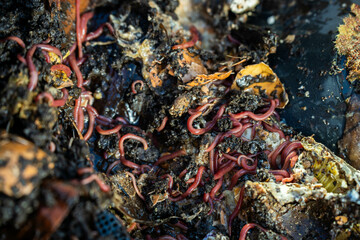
[1,1,303,239]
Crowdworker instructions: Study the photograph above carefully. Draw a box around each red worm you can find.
[176,234,189,240]
[233,123,253,138]
[48,141,56,152]
[206,133,223,152]
[80,12,94,41]
[127,222,137,232]
[119,133,148,156]
[161,174,174,191]
[52,88,69,107]
[106,157,142,175]
[228,186,245,235]
[17,54,27,64]
[156,116,168,132]
[210,177,223,199]
[281,151,297,170]
[73,98,81,126]
[188,102,213,115]
[1,36,25,48]
[172,26,200,50]
[36,92,54,105]
[269,169,290,182]
[96,125,122,135]
[207,196,214,215]
[209,149,216,174]
[75,0,82,59]
[229,169,256,190]
[173,221,188,231]
[158,236,177,240]
[77,100,85,133]
[282,174,294,184]
[50,64,72,77]
[239,223,288,240]
[263,122,285,139]
[187,104,225,135]
[229,99,278,121]
[154,149,186,166]
[268,141,290,169]
[26,44,63,91]
[131,80,144,94]
[125,171,145,200]
[85,22,115,41]
[178,169,188,179]
[239,155,257,170]
[214,161,236,180]
[68,53,83,87]
[281,141,303,165]
[169,166,206,202]
[78,168,110,192]
[83,106,96,141]
[77,56,87,66]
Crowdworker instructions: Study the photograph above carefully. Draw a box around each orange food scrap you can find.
[231,62,288,108]
[185,70,233,89]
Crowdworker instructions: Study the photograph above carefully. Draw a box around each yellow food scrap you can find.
[231,62,288,108]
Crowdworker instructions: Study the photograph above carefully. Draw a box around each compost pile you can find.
[0,1,359,240]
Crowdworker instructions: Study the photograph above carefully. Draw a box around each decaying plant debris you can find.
[0,1,359,240]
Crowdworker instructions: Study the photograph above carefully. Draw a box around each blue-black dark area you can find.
[248,0,356,153]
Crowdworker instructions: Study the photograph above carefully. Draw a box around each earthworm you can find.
[158,236,177,240]
[229,169,256,190]
[227,34,241,45]
[1,36,25,48]
[118,133,148,156]
[50,64,72,77]
[268,141,290,169]
[48,141,56,152]
[77,56,87,66]
[228,186,245,235]
[78,168,110,192]
[233,123,253,138]
[239,155,257,170]
[206,133,223,153]
[187,104,225,135]
[172,26,199,50]
[281,151,297,170]
[229,99,278,121]
[188,102,213,115]
[239,223,267,240]
[214,161,236,180]
[239,223,288,240]
[80,12,94,41]
[263,122,285,139]
[26,44,63,91]
[106,156,142,175]
[68,53,83,87]
[76,99,85,133]
[209,149,216,174]
[83,106,96,141]
[169,166,205,202]
[161,174,174,191]
[53,88,69,107]
[178,169,188,179]
[127,222,137,232]
[96,124,122,135]
[269,169,290,182]
[125,171,145,201]
[131,80,144,94]
[207,196,214,215]
[173,220,188,231]
[156,116,168,132]
[281,141,303,165]
[36,92,54,105]
[75,0,82,58]
[17,54,27,64]
[176,234,189,240]
[154,149,186,166]
[281,174,294,184]
[85,22,115,41]
[210,177,223,199]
